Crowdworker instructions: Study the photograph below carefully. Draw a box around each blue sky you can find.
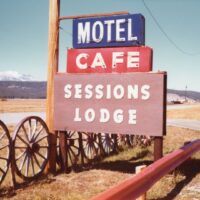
[0,0,200,91]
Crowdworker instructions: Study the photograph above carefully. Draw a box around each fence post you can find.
[136,165,147,200]
[154,137,163,161]
[46,0,60,173]
[59,131,69,173]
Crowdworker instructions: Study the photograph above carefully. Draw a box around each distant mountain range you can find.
[0,71,46,99]
[0,81,46,99]
[168,89,200,102]
[0,81,200,101]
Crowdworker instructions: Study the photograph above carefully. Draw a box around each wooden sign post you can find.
[46,0,60,173]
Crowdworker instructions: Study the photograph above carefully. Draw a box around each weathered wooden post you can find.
[136,165,147,200]
[154,72,167,161]
[46,0,60,173]
[154,137,163,161]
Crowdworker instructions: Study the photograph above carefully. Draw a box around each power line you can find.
[59,26,72,49]
[142,0,200,56]
[59,26,72,37]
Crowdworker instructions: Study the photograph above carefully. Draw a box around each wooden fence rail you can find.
[91,139,200,200]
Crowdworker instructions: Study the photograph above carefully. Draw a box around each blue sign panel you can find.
[73,14,145,48]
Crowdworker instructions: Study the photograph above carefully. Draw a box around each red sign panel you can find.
[54,73,166,136]
[67,46,152,73]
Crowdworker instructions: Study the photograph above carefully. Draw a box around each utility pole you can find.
[46,0,60,173]
[185,85,187,102]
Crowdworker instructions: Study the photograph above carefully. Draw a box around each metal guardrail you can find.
[91,139,200,200]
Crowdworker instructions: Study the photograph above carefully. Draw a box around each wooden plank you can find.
[59,11,129,20]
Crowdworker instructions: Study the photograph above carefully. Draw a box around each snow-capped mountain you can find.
[0,71,35,81]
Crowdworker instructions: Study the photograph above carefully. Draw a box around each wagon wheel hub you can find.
[67,139,75,146]
[88,137,95,144]
[27,143,40,154]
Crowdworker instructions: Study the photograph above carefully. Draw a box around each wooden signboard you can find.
[54,72,166,136]
[67,46,152,73]
[73,13,145,48]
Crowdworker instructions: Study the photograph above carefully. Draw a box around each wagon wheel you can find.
[58,131,81,172]
[126,135,136,147]
[0,120,11,185]
[117,134,125,147]
[134,135,152,147]
[65,131,80,168]
[100,133,115,155]
[55,131,63,170]
[12,116,50,180]
[139,135,152,147]
[81,132,100,161]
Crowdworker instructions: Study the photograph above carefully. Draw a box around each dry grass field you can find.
[1,100,200,199]
[167,103,200,120]
[0,99,46,113]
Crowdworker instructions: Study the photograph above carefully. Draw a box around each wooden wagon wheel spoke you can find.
[87,143,96,155]
[0,120,11,185]
[15,146,27,149]
[13,116,50,180]
[100,133,115,155]
[32,127,44,142]
[70,145,79,151]
[86,145,97,159]
[81,133,100,160]
[35,135,48,144]
[16,134,30,147]
[0,132,6,140]
[32,153,42,169]
[16,151,26,161]
[68,149,75,164]
[0,144,9,151]
[58,131,81,171]
[0,167,5,174]
[31,120,38,139]
[30,156,35,175]
[35,151,47,160]
[21,124,30,142]
[67,147,75,158]
[27,119,32,140]
[126,135,136,147]
[25,155,31,177]
[0,156,9,161]
[68,145,79,164]
[19,153,28,172]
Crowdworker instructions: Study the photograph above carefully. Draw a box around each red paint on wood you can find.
[90,139,200,200]
[54,73,166,136]
[67,46,152,73]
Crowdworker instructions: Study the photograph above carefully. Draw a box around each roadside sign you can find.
[54,72,166,136]
[73,13,145,48]
[67,46,152,73]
